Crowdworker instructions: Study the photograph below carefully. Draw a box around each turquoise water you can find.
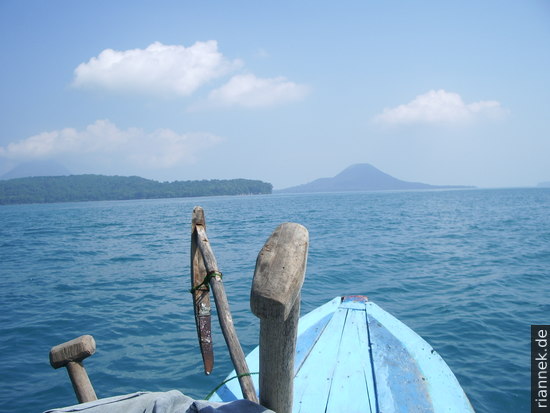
[1,189,548,412]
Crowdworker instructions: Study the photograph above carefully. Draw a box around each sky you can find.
[0,0,549,189]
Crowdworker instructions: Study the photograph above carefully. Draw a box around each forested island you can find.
[0,175,273,205]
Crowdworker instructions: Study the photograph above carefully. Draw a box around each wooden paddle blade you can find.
[195,299,214,374]
[191,207,214,375]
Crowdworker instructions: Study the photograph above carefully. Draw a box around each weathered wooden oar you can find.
[251,222,309,413]
[49,335,98,404]
[191,207,258,403]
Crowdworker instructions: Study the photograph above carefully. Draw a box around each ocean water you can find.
[0,188,548,413]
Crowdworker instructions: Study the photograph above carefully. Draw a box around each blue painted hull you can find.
[211,296,475,412]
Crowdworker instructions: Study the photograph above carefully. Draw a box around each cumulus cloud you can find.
[0,120,221,172]
[204,74,309,108]
[374,90,507,125]
[73,41,242,96]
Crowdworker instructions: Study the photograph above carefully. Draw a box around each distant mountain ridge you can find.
[278,164,472,193]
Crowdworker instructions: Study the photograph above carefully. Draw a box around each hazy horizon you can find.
[2,161,547,191]
[1,1,549,189]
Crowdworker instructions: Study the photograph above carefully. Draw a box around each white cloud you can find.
[204,74,309,108]
[0,120,222,171]
[73,41,242,96]
[374,90,507,125]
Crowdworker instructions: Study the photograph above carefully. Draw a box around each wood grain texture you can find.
[49,335,98,404]
[251,223,309,322]
[66,361,98,403]
[251,223,309,413]
[191,207,214,375]
[192,207,258,403]
[259,298,300,413]
[49,335,96,369]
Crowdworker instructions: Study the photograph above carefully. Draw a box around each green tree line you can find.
[0,175,273,205]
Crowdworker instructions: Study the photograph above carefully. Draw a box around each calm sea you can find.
[1,189,549,413]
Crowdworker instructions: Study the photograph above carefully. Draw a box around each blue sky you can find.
[1,1,549,189]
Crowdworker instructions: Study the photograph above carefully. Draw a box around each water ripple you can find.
[0,190,548,412]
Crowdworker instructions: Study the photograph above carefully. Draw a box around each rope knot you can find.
[190,271,222,293]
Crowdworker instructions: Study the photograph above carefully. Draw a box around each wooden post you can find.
[49,335,98,404]
[65,361,96,403]
[250,223,309,413]
[191,207,214,375]
[191,207,258,403]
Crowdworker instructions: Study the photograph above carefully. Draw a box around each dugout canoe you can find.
[210,295,475,413]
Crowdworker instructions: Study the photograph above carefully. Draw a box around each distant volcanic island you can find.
[277,163,474,193]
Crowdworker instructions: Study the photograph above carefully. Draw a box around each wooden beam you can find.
[191,207,258,403]
[251,223,309,413]
[49,335,98,404]
[191,207,214,375]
